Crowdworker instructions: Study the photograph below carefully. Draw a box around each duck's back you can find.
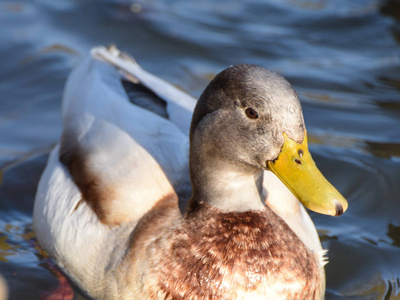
[61,56,192,203]
[33,56,192,297]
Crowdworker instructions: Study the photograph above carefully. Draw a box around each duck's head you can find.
[189,64,347,217]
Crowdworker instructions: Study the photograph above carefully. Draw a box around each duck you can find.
[33,45,348,300]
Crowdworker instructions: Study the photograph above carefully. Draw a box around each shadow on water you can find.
[387,224,400,248]
[380,0,400,21]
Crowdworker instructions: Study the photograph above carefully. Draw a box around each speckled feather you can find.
[119,198,321,300]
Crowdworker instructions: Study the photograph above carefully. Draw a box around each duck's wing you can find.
[59,55,189,226]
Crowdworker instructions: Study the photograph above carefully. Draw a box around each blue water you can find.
[1,0,400,299]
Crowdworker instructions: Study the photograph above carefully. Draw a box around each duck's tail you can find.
[91,45,140,83]
[318,249,329,267]
[91,45,196,135]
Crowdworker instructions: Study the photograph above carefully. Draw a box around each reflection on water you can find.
[0,235,15,262]
[310,133,400,159]
[365,142,400,159]
[1,0,400,299]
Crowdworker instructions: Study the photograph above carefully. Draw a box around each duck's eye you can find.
[245,108,259,119]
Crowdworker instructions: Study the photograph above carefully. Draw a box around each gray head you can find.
[188,64,348,216]
[190,64,305,170]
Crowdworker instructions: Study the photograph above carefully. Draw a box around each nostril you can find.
[295,159,301,165]
[334,201,344,216]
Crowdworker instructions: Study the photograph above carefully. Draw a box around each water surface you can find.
[1,0,400,299]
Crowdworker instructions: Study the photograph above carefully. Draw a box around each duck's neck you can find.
[189,150,266,212]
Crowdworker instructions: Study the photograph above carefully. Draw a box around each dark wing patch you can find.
[122,80,168,119]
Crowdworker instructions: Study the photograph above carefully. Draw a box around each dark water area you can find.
[1,0,400,299]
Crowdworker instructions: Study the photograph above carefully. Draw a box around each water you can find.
[1,0,400,299]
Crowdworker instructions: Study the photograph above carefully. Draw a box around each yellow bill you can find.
[267,132,348,216]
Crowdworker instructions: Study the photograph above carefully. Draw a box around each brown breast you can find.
[125,200,321,300]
